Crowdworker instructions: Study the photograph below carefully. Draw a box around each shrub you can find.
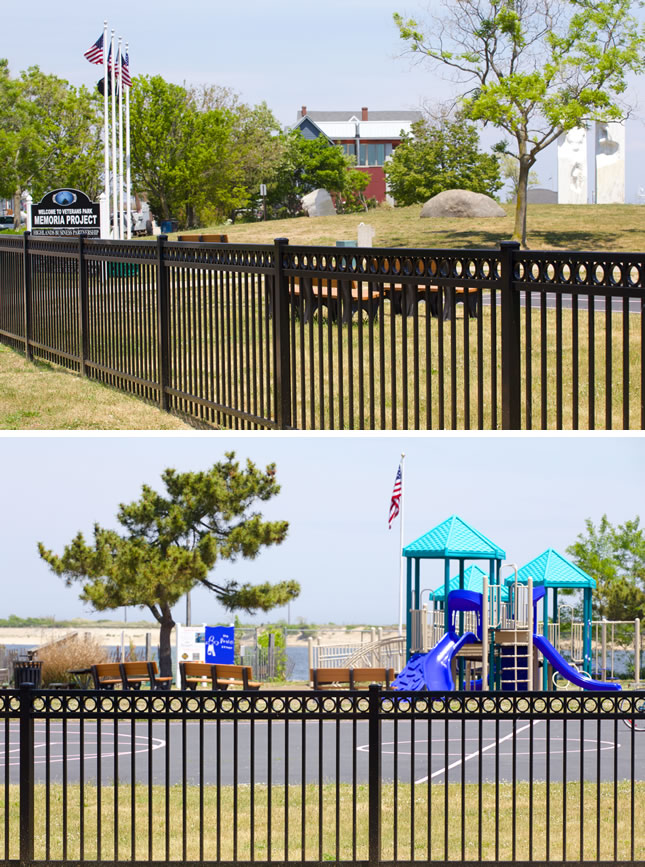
[36,633,108,686]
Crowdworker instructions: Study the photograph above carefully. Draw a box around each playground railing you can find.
[569,618,642,683]
[2,683,644,866]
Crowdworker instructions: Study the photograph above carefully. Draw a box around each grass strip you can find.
[1,781,643,862]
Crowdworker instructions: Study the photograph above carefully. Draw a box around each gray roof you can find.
[300,110,423,122]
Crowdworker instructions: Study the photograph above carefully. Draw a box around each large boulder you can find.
[420,189,505,218]
[301,188,336,218]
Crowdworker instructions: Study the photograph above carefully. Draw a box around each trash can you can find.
[13,659,43,688]
[108,262,140,277]
[160,219,179,234]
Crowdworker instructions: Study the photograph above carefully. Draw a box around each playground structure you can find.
[390,516,637,693]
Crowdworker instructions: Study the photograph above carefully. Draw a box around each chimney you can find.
[301,105,307,118]
[362,106,368,121]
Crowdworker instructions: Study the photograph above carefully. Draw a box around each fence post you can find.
[499,240,521,429]
[78,235,89,377]
[156,234,170,411]
[19,682,35,867]
[22,231,32,361]
[368,683,381,867]
[273,238,292,429]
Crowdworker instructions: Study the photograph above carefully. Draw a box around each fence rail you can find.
[0,233,643,429]
[1,684,645,865]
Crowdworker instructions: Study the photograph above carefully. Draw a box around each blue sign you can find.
[204,626,235,664]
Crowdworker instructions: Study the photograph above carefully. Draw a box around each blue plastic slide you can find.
[392,589,483,691]
[532,633,621,691]
[422,630,479,690]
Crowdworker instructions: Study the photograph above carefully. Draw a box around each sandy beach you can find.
[0,625,400,650]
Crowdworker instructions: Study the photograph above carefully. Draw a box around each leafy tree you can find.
[0,61,103,225]
[384,116,502,205]
[500,153,540,204]
[130,75,246,227]
[257,626,288,680]
[268,131,363,217]
[394,0,645,246]
[566,515,645,620]
[337,165,371,213]
[38,454,300,676]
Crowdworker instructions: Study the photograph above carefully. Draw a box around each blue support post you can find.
[458,559,465,688]
[405,557,413,660]
[443,560,450,632]
[583,588,592,674]
[542,588,549,691]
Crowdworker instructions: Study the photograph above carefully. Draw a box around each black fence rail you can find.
[0,233,643,429]
[1,684,645,866]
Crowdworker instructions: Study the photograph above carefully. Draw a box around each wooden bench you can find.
[91,663,123,689]
[90,661,173,690]
[179,661,261,691]
[176,233,229,243]
[121,661,173,690]
[310,667,395,690]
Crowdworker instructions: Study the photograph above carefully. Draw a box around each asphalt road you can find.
[2,717,642,787]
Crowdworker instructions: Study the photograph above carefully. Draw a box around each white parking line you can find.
[414,719,542,784]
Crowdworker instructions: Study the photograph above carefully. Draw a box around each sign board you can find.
[259,184,267,197]
[204,626,235,664]
[176,625,206,664]
[31,188,101,237]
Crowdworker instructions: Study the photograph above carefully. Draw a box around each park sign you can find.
[204,626,235,664]
[31,188,101,237]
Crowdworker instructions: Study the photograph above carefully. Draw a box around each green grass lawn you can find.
[0,343,193,430]
[172,202,645,253]
[3,781,643,862]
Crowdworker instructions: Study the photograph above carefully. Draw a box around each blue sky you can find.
[1,434,642,626]
[2,0,645,200]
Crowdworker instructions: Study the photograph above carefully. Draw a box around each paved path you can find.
[1,718,642,786]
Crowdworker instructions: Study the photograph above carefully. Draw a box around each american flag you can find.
[121,51,132,87]
[83,33,104,65]
[388,464,402,529]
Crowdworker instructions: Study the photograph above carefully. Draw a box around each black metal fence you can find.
[2,684,645,865]
[0,233,643,429]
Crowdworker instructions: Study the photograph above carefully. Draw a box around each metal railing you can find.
[1,234,643,429]
[1,684,644,865]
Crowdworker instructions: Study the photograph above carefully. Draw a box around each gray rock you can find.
[420,189,505,218]
[301,188,336,218]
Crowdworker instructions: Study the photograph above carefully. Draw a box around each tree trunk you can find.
[13,189,21,230]
[512,152,533,249]
[158,604,175,678]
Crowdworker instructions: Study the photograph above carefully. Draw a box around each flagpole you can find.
[110,29,118,239]
[117,37,124,241]
[125,42,132,241]
[398,452,405,637]
[102,21,109,233]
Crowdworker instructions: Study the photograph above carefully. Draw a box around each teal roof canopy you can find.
[431,565,510,601]
[504,549,596,589]
[403,515,506,560]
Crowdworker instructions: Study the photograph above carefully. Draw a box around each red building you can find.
[293,106,422,202]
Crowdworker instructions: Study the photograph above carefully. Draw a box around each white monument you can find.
[557,126,588,204]
[595,121,625,204]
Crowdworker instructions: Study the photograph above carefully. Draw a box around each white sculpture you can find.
[595,121,625,204]
[557,126,588,204]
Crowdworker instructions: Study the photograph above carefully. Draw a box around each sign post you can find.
[260,183,267,221]
[31,189,101,238]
